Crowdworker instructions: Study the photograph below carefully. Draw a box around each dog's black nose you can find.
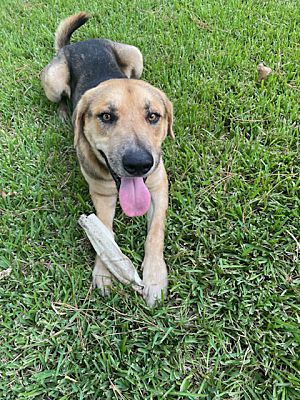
[122,149,154,176]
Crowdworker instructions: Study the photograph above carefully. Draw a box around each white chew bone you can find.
[78,214,144,294]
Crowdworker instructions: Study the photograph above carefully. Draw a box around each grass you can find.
[0,0,299,398]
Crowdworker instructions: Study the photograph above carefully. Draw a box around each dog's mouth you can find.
[99,151,151,217]
[99,150,121,189]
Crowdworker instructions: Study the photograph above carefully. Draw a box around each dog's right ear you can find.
[73,96,89,147]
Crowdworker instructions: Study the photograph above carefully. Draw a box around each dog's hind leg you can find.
[109,41,144,79]
[40,52,71,121]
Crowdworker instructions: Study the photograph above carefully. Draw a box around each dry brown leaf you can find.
[190,16,211,31]
[1,191,17,198]
[257,63,272,82]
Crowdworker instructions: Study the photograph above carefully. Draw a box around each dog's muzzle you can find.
[98,149,152,217]
[99,150,121,189]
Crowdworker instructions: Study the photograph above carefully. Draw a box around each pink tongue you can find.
[119,177,151,217]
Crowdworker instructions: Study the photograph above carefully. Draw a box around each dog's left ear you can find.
[158,89,174,140]
[165,97,175,140]
[73,95,89,147]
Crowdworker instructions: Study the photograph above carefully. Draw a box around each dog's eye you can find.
[97,112,116,123]
[147,112,160,124]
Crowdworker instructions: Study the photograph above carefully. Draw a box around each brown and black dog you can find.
[41,13,174,306]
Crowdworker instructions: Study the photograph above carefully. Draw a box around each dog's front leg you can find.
[90,191,117,295]
[142,166,169,307]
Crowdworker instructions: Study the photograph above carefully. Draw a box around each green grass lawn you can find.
[0,0,299,398]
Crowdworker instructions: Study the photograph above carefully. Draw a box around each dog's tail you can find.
[55,12,91,52]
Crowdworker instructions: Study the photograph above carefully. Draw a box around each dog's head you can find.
[74,79,174,174]
[73,79,174,216]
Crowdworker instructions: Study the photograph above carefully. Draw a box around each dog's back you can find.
[41,13,143,118]
[64,39,126,106]
[54,13,126,106]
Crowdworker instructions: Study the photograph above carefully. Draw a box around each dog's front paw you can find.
[92,260,113,296]
[142,279,168,307]
[142,258,168,307]
[92,273,112,296]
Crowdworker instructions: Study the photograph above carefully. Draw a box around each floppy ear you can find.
[165,97,175,140]
[73,96,89,147]
[157,89,174,140]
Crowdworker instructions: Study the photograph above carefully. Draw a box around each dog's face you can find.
[74,79,174,184]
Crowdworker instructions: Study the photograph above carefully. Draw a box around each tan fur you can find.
[108,41,144,79]
[55,12,90,52]
[73,79,173,306]
[40,54,70,103]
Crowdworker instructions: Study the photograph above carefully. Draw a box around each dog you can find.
[40,12,174,306]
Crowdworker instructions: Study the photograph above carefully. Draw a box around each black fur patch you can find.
[63,39,127,107]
